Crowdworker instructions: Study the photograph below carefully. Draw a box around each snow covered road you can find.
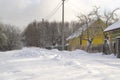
[0,47,120,80]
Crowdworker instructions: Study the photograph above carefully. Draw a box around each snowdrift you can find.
[0,47,120,80]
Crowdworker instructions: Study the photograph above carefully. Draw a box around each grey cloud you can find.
[0,0,120,28]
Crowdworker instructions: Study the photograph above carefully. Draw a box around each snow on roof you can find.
[66,27,83,41]
[116,36,120,39]
[104,21,120,32]
[66,20,95,41]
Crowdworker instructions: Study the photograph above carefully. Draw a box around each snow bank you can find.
[0,47,120,80]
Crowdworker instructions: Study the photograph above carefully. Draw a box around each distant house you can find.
[67,19,106,51]
[104,21,120,57]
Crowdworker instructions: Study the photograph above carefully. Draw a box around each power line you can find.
[44,0,69,21]
[44,1,62,20]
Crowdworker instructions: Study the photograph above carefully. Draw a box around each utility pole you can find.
[42,18,44,23]
[62,0,65,50]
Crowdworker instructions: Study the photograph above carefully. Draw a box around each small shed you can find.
[104,21,120,57]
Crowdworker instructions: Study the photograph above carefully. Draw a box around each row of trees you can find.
[0,23,22,51]
[0,21,82,51]
[23,21,82,49]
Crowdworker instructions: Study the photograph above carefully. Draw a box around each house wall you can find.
[107,29,120,54]
[93,36,104,46]
[110,29,120,42]
[80,19,106,50]
[68,37,80,50]
[68,36,104,51]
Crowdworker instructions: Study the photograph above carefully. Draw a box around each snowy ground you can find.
[0,47,120,80]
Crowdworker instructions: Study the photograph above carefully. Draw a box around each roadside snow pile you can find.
[10,47,88,59]
[0,47,120,80]
[13,47,49,58]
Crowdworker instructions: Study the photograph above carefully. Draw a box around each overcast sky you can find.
[0,0,120,28]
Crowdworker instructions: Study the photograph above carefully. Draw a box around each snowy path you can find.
[0,47,120,80]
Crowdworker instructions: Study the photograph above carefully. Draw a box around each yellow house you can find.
[67,19,106,51]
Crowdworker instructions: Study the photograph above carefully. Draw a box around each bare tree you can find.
[48,21,58,46]
[23,21,62,48]
[77,7,103,52]
[104,8,120,27]
[23,21,42,47]
[3,25,22,50]
[0,23,7,50]
[77,12,95,51]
